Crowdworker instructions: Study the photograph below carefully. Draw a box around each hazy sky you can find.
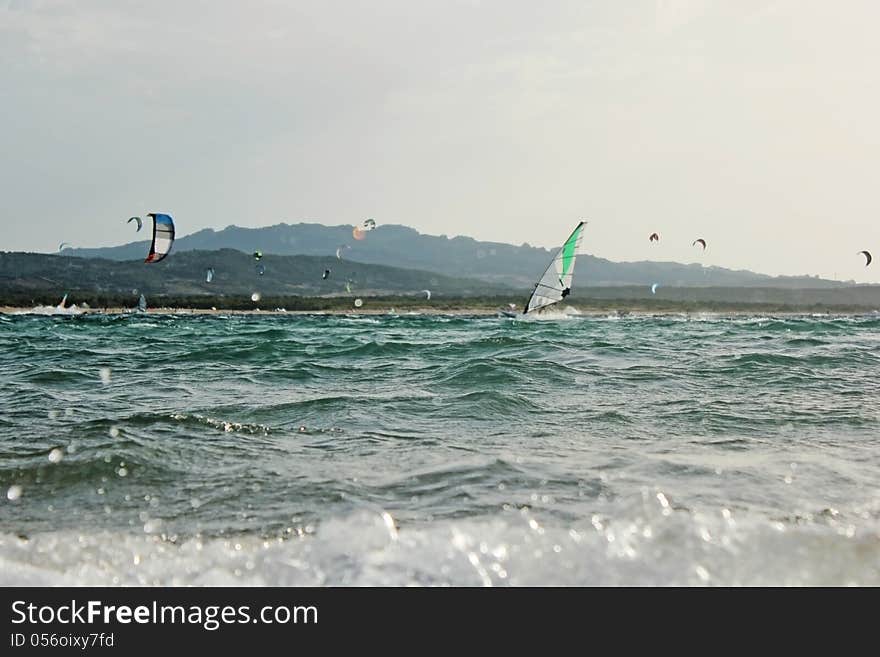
[2,0,878,282]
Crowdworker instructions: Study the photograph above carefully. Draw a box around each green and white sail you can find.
[523,221,586,314]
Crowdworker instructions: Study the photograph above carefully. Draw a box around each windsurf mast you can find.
[522,221,586,314]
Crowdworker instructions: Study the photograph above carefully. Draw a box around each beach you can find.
[1,304,870,318]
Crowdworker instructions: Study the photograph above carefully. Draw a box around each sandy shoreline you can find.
[1,305,867,318]
[0,305,501,316]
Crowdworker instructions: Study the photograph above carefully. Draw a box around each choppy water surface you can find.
[1,311,879,585]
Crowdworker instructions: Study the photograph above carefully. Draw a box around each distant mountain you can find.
[63,222,842,289]
[0,250,514,298]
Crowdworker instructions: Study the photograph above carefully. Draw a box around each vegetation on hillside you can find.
[61,222,847,289]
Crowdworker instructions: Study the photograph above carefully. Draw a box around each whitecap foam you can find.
[14,305,84,316]
[169,413,271,435]
[2,507,877,586]
[521,309,577,321]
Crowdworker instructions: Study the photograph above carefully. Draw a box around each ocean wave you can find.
[2,313,879,585]
[1,502,878,586]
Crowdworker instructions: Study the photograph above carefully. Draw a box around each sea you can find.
[1,310,879,586]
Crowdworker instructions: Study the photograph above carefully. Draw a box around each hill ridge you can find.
[60,221,843,289]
